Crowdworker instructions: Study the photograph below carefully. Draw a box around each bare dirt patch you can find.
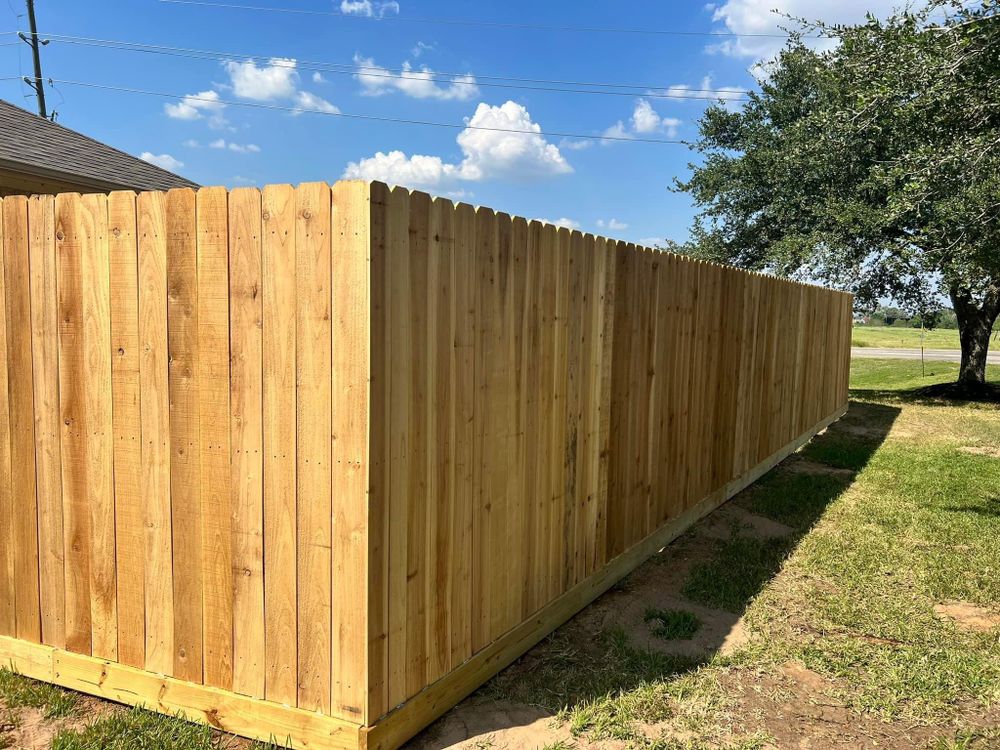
[406,701,572,750]
[699,503,794,541]
[0,695,108,750]
[784,458,856,478]
[959,445,1000,458]
[934,601,1000,631]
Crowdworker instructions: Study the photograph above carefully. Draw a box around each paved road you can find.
[852,347,1000,364]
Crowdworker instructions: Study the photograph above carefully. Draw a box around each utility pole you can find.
[20,0,48,118]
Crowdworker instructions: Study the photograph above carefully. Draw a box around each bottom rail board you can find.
[0,636,363,749]
[363,406,847,750]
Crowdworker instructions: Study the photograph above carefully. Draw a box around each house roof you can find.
[0,98,198,193]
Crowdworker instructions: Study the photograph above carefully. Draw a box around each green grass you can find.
[849,357,1000,393]
[643,609,702,641]
[851,325,964,350]
[47,706,288,750]
[0,668,78,720]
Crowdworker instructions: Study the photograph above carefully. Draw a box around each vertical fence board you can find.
[331,181,370,721]
[166,188,202,682]
[0,200,16,637]
[108,191,143,667]
[386,186,411,706]
[404,190,430,699]
[367,182,390,720]
[295,182,333,714]
[137,190,173,675]
[228,187,265,699]
[261,184,298,706]
[2,196,40,644]
[28,195,65,649]
[449,202,475,668]
[56,193,91,655]
[426,196,454,685]
[196,187,234,690]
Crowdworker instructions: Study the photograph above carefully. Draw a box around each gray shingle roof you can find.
[0,98,199,192]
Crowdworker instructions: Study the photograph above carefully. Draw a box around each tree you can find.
[676,1,999,395]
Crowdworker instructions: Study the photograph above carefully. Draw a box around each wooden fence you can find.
[0,182,852,749]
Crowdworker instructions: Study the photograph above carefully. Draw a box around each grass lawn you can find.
[852,324,1000,350]
[2,359,998,749]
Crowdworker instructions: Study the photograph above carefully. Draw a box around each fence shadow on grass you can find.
[405,399,900,749]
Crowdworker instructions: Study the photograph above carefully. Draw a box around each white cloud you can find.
[601,121,632,142]
[597,218,629,231]
[340,0,399,17]
[538,218,580,230]
[140,152,184,171]
[183,139,201,148]
[354,55,478,101]
[342,150,458,185]
[661,76,746,109]
[559,138,594,151]
[293,90,340,114]
[708,0,898,59]
[224,57,298,101]
[312,71,327,84]
[343,100,572,187]
[209,138,261,153]
[164,90,228,129]
[412,41,434,58]
[638,236,665,248]
[604,99,681,143]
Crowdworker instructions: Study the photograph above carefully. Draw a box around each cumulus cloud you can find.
[164,90,228,129]
[208,138,261,153]
[343,100,572,187]
[354,55,478,101]
[140,152,184,171]
[708,0,899,59]
[293,90,340,114]
[604,99,681,143]
[340,0,399,17]
[538,218,580,230]
[312,71,327,84]
[597,218,629,231]
[662,76,746,109]
[224,57,298,100]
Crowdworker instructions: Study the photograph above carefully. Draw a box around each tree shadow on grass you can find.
[406,400,900,749]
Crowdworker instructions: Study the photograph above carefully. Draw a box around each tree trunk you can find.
[950,283,1000,386]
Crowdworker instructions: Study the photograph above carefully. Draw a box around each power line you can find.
[37,33,751,102]
[158,0,808,38]
[47,78,690,144]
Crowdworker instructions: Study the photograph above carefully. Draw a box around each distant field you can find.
[852,325,963,350]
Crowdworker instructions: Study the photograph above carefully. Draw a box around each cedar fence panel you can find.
[0,181,852,749]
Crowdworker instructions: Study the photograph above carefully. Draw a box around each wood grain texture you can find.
[108,191,143,667]
[331,181,370,721]
[196,186,234,690]
[261,183,297,705]
[137,190,174,676]
[294,182,333,714]
[228,187,265,699]
[28,195,65,649]
[0,200,16,637]
[3,196,41,643]
[166,188,202,682]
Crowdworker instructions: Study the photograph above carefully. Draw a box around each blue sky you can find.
[1,0,897,244]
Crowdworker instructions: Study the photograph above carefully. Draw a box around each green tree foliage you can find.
[676,1,999,390]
